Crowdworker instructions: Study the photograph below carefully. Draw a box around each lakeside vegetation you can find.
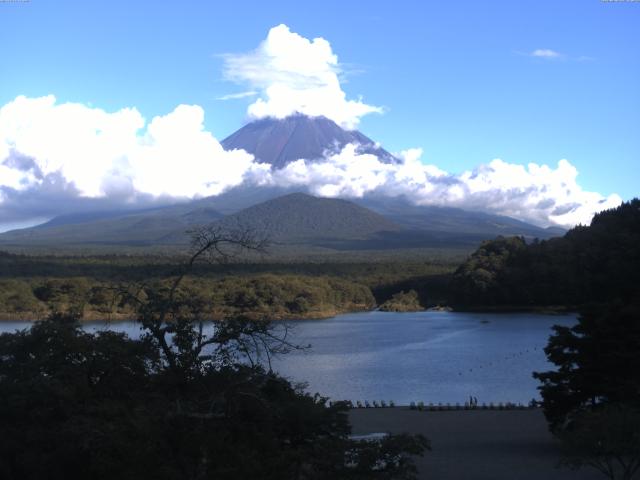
[0,275,376,321]
[0,248,461,321]
[379,290,424,312]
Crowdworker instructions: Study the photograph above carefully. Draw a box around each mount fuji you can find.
[221,114,397,168]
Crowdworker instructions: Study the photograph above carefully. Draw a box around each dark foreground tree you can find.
[558,404,640,480]
[534,301,640,430]
[0,226,428,480]
[534,300,640,479]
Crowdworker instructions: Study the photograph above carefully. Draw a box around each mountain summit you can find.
[221,115,397,168]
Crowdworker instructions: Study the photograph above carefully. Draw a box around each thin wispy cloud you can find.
[216,91,258,101]
[515,48,592,62]
[530,49,564,59]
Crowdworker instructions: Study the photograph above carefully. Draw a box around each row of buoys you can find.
[329,400,539,410]
[329,400,396,408]
[457,347,541,376]
[409,401,535,411]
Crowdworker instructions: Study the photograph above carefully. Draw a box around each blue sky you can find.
[0,0,638,228]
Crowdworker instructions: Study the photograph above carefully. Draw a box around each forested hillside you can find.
[451,199,640,307]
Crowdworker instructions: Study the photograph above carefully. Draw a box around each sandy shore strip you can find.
[349,408,602,480]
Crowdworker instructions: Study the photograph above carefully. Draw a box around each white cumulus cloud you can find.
[222,24,382,129]
[0,95,269,228]
[0,95,621,231]
[246,145,622,228]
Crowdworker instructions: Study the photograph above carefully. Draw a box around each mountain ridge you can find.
[0,191,563,251]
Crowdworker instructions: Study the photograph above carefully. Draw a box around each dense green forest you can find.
[0,250,459,320]
[451,199,640,308]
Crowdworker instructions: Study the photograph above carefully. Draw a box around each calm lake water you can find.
[0,311,575,405]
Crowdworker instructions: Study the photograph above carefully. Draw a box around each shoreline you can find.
[0,304,577,323]
[449,304,576,315]
[0,306,370,323]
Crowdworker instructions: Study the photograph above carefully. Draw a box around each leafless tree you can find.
[118,224,300,372]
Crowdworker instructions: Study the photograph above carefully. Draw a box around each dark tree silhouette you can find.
[533,301,640,430]
[534,300,640,480]
[558,404,640,480]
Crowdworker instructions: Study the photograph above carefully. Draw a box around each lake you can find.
[0,311,574,405]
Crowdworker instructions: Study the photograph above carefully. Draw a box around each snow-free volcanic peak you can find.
[221,114,397,169]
